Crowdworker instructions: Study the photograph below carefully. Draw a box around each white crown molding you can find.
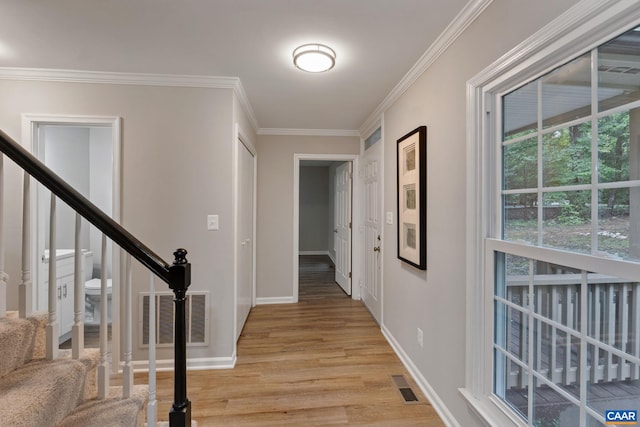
[359,0,493,135]
[469,0,640,89]
[232,78,260,132]
[0,67,260,132]
[257,128,360,137]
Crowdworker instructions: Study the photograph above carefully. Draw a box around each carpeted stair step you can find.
[0,348,100,427]
[0,312,47,377]
[58,384,149,427]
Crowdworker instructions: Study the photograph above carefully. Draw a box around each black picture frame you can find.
[397,125,427,270]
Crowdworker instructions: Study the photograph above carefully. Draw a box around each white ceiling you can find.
[0,0,470,132]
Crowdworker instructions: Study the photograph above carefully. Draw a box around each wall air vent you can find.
[140,292,208,347]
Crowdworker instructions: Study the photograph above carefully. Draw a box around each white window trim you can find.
[462,1,640,425]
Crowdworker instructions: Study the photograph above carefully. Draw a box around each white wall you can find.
[89,126,113,277]
[41,126,91,251]
[0,79,239,364]
[299,165,330,253]
[377,0,582,425]
[40,125,113,277]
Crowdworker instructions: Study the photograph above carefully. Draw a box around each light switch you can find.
[207,214,219,231]
[386,211,393,225]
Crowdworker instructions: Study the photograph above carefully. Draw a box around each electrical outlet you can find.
[417,327,423,348]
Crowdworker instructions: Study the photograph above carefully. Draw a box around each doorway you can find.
[293,154,359,302]
[23,114,121,345]
[235,134,256,341]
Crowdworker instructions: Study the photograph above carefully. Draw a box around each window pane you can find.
[586,275,640,417]
[598,27,640,113]
[586,414,606,427]
[543,122,592,187]
[598,112,630,183]
[598,187,639,260]
[364,127,381,150]
[532,376,579,427]
[503,81,538,141]
[504,137,538,190]
[504,193,538,243]
[542,191,592,253]
[542,53,592,129]
[495,348,528,422]
[533,283,581,334]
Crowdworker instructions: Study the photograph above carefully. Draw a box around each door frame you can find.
[293,153,360,302]
[233,123,257,344]
[22,113,122,370]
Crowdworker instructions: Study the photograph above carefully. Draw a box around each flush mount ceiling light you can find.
[293,43,336,73]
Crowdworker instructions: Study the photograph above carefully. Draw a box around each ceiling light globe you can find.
[293,44,336,73]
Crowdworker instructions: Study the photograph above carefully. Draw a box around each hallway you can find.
[144,255,444,425]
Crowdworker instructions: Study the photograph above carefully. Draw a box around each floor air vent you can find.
[392,375,420,404]
[140,292,208,347]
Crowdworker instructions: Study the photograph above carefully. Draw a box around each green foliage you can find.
[503,111,631,224]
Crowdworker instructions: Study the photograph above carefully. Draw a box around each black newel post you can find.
[168,248,192,427]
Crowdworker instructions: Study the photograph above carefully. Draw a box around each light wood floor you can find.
[135,255,445,426]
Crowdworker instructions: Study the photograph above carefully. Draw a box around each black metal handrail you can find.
[0,129,191,426]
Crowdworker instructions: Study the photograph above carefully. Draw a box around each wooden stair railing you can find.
[0,129,192,427]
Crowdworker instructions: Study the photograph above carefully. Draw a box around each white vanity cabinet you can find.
[40,250,92,344]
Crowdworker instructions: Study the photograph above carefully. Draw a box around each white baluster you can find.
[505,286,514,388]
[618,283,629,380]
[550,286,559,383]
[606,284,616,381]
[98,234,109,399]
[147,273,157,427]
[519,287,527,389]
[123,254,133,398]
[536,287,543,374]
[46,194,59,360]
[72,213,84,359]
[564,286,574,385]
[592,284,602,383]
[0,155,6,317]
[19,173,31,318]
[632,283,640,380]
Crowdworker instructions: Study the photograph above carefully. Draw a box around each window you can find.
[496,27,640,427]
[465,3,640,427]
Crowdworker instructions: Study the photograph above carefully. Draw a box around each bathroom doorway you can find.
[23,115,121,344]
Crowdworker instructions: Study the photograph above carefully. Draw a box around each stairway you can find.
[0,312,148,427]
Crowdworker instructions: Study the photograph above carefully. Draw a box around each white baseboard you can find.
[299,251,330,256]
[255,296,297,305]
[132,355,236,372]
[328,252,336,264]
[381,325,460,427]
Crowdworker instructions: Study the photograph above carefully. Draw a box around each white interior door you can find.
[362,137,383,323]
[334,162,352,295]
[236,140,254,340]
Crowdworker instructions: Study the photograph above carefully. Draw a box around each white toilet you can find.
[83,252,112,325]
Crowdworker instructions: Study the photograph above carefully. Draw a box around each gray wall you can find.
[377,0,582,425]
[41,126,91,251]
[0,80,246,363]
[88,126,113,277]
[256,135,359,300]
[299,165,330,253]
[39,125,113,277]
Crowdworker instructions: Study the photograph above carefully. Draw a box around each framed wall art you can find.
[397,125,427,270]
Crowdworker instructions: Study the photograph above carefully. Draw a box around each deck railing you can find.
[0,129,192,427]
[504,273,640,389]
